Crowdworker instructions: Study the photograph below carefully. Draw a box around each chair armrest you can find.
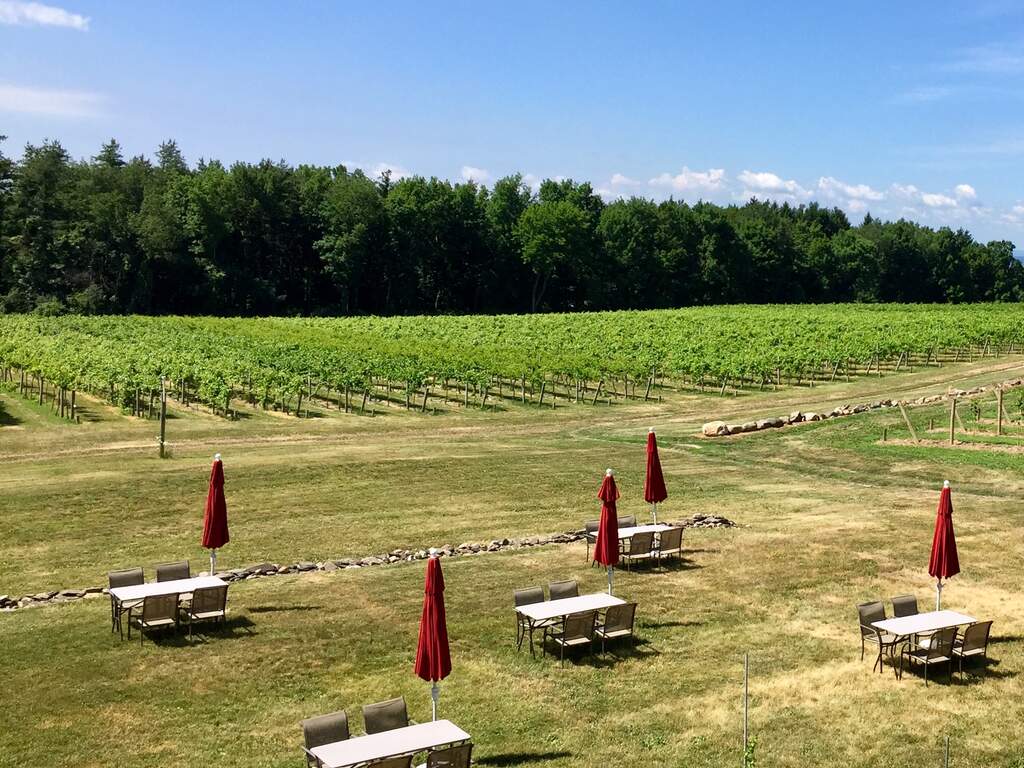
[302,747,324,767]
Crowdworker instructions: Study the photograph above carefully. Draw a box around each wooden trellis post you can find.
[949,397,957,445]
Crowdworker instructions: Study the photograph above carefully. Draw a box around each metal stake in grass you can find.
[742,652,749,767]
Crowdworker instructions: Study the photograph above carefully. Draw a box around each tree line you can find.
[0,136,1021,316]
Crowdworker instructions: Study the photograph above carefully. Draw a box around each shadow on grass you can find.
[0,401,20,427]
[477,752,572,766]
[639,619,702,630]
[140,616,257,646]
[247,605,322,614]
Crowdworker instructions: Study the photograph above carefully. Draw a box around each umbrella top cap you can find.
[214,453,221,461]
[429,547,439,558]
[606,468,613,476]
[648,427,655,433]
[944,480,950,488]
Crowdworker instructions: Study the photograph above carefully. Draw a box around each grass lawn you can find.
[2,357,1024,767]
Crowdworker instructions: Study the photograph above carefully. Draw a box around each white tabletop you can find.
[617,524,674,539]
[110,575,225,603]
[872,610,976,637]
[515,592,625,622]
[311,720,470,768]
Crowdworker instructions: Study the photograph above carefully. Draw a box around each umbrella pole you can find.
[936,578,942,611]
[210,549,217,577]
[651,502,657,525]
[607,565,613,595]
[431,682,439,721]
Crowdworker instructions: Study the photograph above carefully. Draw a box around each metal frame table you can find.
[515,592,625,655]
[310,720,471,768]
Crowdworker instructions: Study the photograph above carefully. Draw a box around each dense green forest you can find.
[0,136,1021,316]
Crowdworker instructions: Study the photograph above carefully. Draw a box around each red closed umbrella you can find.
[415,553,451,720]
[928,480,960,610]
[202,453,229,575]
[644,428,668,523]
[593,469,621,594]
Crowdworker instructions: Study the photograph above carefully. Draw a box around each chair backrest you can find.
[362,697,409,735]
[302,710,350,750]
[142,593,179,622]
[563,611,596,641]
[618,514,636,528]
[890,594,919,618]
[427,743,473,768]
[156,561,190,582]
[659,527,683,551]
[961,621,992,653]
[514,586,544,607]
[548,580,579,601]
[603,602,637,633]
[628,531,655,555]
[584,519,600,533]
[857,601,886,637]
[109,567,144,589]
[367,757,412,768]
[192,585,228,614]
[929,626,958,658]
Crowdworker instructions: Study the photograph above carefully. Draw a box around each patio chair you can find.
[900,626,957,685]
[514,586,546,652]
[418,743,473,768]
[366,758,413,768]
[108,566,144,639]
[155,560,190,582]
[301,710,349,767]
[657,527,684,565]
[621,531,656,571]
[595,602,637,654]
[953,621,992,679]
[180,584,228,639]
[548,580,578,601]
[618,514,636,529]
[544,610,596,666]
[584,519,600,561]
[891,594,919,617]
[129,592,179,644]
[362,697,411,735]
[857,601,900,674]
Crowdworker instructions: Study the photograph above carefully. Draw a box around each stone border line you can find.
[0,514,735,611]
[701,376,1024,437]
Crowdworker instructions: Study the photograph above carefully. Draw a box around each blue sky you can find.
[3,1,1024,244]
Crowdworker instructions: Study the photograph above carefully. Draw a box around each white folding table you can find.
[872,609,976,639]
[515,592,625,655]
[109,575,226,604]
[310,720,471,768]
[616,524,673,539]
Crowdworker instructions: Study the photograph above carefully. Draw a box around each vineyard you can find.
[2,304,1024,421]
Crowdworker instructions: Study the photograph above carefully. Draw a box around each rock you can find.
[296,561,316,571]
[789,411,804,424]
[58,589,84,598]
[84,586,104,594]
[345,564,361,570]
[324,561,340,572]
[740,421,756,432]
[276,566,293,574]
[803,412,818,422]
[702,420,729,436]
[34,592,56,601]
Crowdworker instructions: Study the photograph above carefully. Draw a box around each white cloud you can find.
[817,176,885,201]
[846,199,869,214]
[0,0,88,29]
[460,165,491,184]
[0,83,101,116]
[737,169,810,199]
[954,183,977,200]
[610,173,641,187]
[921,192,958,208]
[893,86,954,104]
[370,162,410,180]
[947,42,1024,73]
[522,173,542,191]
[648,166,725,193]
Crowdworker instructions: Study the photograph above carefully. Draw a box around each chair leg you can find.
[860,637,865,661]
